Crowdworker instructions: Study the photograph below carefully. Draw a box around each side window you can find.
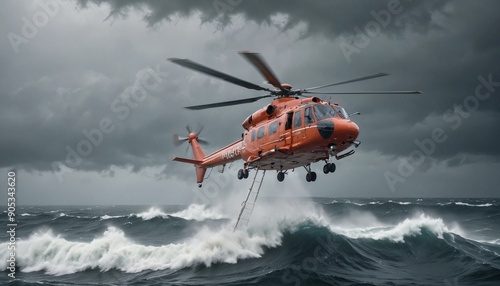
[257,126,265,139]
[293,110,302,128]
[269,121,278,135]
[251,130,256,142]
[304,107,315,124]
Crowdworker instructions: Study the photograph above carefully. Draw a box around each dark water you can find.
[1,198,500,285]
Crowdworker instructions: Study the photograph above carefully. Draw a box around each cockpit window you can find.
[333,106,349,119]
[313,104,336,120]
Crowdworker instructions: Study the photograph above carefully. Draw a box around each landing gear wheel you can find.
[306,172,312,182]
[311,172,317,182]
[323,164,330,174]
[329,163,336,173]
[237,169,244,180]
[243,169,249,179]
[277,172,285,182]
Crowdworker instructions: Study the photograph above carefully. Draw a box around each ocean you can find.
[1,198,499,285]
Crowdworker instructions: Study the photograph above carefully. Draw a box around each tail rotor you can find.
[172,123,209,187]
[173,123,209,152]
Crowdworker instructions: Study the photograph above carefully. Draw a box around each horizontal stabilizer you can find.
[172,157,203,165]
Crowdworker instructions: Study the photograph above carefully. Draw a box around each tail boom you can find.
[172,136,244,185]
[173,134,207,185]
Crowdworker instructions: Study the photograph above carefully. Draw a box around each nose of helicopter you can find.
[349,121,359,140]
[317,120,335,139]
[317,119,359,141]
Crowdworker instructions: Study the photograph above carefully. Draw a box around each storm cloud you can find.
[1,0,499,202]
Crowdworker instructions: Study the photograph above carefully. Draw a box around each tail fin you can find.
[173,134,207,186]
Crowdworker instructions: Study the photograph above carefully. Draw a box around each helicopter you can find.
[171,51,421,187]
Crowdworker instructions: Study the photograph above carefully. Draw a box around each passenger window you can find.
[294,110,302,128]
[251,130,256,142]
[305,107,315,124]
[257,126,265,139]
[269,121,278,135]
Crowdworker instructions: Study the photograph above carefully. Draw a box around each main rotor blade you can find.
[197,124,204,137]
[303,90,423,95]
[239,51,283,90]
[304,73,390,91]
[197,138,209,145]
[185,94,273,110]
[168,58,270,92]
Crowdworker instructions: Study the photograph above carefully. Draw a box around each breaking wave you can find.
[4,199,500,285]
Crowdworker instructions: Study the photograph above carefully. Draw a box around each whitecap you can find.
[454,202,492,207]
[132,207,168,220]
[329,214,461,243]
[168,204,226,221]
[0,225,281,275]
[100,215,124,220]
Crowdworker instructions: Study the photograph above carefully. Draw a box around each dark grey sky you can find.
[1,0,499,204]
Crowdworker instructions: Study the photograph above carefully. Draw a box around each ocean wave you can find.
[454,202,493,207]
[0,213,467,276]
[8,199,500,284]
[126,205,227,221]
[345,200,365,206]
[329,200,366,206]
[437,202,452,206]
[0,201,483,278]
[437,202,493,207]
[54,212,95,219]
[0,202,327,275]
[0,225,281,275]
[329,214,460,243]
[484,239,500,245]
[168,204,226,221]
[131,207,168,220]
[329,200,414,206]
[388,200,412,205]
[97,205,227,221]
[100,215,125,220]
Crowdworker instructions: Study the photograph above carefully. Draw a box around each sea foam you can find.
[0,225,281,275]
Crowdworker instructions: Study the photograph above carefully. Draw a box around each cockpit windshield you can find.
[313,104,336,120]
[333,106,349,119]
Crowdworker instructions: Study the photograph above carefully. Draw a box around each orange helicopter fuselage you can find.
[175,96,360,183]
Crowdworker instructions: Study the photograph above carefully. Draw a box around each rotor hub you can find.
[188,132,197,141]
